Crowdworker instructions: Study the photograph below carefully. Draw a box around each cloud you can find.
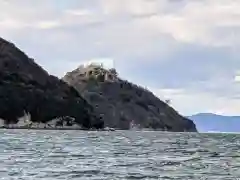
[0,18,27,29]
[98,0,240,47]
[0,0,240,115]
[152,87,240,116]
[34,21,61,29]
[235,76,240,82]
[99,0,158,16]
[2,0,240,47]
[82,58,114,69]
[65,9,93,16]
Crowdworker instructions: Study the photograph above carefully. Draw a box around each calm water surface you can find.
[0,130,240,180]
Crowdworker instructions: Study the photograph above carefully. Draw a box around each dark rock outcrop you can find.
[63,63,197,132]
[0,37,103,129]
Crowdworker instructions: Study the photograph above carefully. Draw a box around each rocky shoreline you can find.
[0,127,116,131]
[0,116,115,131]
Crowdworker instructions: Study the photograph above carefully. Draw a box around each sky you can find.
[0,0,240,116]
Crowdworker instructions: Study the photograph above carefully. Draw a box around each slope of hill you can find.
[189,113,240,132]
[0,37,102,129]
[63,63,197,132]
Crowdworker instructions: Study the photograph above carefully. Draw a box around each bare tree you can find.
[165,99,171,105]
[109,68,118,77]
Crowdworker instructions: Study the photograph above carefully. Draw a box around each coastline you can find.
[0,126,116,131]
[0,126,198,132]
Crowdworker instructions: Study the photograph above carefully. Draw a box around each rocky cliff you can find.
[0,37,103,129]
[63,63,197,132]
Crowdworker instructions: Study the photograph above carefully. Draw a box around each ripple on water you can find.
[0,130,239,179]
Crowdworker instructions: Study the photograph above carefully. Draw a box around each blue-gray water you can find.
[0,130,240,180]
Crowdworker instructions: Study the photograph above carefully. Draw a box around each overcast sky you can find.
[0,0,240,116]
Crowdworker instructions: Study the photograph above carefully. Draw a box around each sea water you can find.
[0,130,239,180]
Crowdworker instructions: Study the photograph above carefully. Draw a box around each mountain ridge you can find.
[0,37,103,129]
[0,36,197,132]
[63,63,197,132]
[188,113,240,132]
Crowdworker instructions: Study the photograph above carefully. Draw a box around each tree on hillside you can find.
[109,68,118,77]
[165,99,171,105]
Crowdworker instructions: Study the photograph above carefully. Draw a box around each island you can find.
[0,37,197,132]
